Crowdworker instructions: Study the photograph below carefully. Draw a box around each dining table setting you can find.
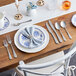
[0,0,76,73]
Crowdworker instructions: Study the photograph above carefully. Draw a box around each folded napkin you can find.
[19,26,45,49]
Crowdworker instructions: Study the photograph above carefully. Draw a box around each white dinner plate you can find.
[14,25,49,53]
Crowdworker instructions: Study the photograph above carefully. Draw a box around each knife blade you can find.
[45,22,59,44]
[48,20,62,43]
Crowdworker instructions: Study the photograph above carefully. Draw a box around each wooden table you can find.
[0,11,76,72]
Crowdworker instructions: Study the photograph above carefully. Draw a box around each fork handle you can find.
[11,44,17,58]
[6,47,12,60]
[20,19,32,24]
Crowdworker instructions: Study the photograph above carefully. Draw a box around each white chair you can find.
[14,41,76,76]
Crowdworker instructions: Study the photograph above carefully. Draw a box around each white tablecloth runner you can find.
[0,0,76,35]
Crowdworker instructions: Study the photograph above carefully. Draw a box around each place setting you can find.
[2,24,50,60]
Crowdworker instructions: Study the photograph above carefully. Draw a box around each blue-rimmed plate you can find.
[18,27,45,49]
[0,17,10,31]
[14,25,49,53]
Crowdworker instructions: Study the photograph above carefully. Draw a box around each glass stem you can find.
[16,4,20,14]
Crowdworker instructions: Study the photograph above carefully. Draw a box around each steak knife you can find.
[48,20,62,43]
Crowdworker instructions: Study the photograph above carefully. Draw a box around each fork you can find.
[6,35,17,58]
[3,40,12,60]
[14,19,32,26]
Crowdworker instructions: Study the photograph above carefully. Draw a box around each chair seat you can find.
[16,51,64,76]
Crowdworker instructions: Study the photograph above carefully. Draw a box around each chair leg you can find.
[64,58,70,76]
[64,68,68,76]
[11,71,17,76]
[23,71,27,76]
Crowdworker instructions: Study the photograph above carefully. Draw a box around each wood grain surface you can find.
[0,11,76,72]
[0,0,21,7]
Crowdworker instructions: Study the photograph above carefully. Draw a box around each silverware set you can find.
[45,20,72,44]
[3,35,17,60]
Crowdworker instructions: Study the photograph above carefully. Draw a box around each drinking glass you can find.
[57,0,71,10]
[45,0,57,11]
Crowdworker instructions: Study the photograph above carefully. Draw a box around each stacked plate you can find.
[14,25,49,53]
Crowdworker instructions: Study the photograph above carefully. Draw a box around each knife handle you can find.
[55,32,63,43]
[51,32,59,44]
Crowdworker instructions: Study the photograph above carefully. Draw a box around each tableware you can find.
[48,20,62,43]
[0,17,10,31]
[3,40,12,60]
[71,14,76,27]
[6,35,17,58]
[55,22,66,41]
[14,25,49,53]
[0,12,5,28]
[14,19,32,26]
[19,26,45,49]
[60,21,72,39]
[45,22,59,44]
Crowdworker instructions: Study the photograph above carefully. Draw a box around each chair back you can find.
[18,41,76,76]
